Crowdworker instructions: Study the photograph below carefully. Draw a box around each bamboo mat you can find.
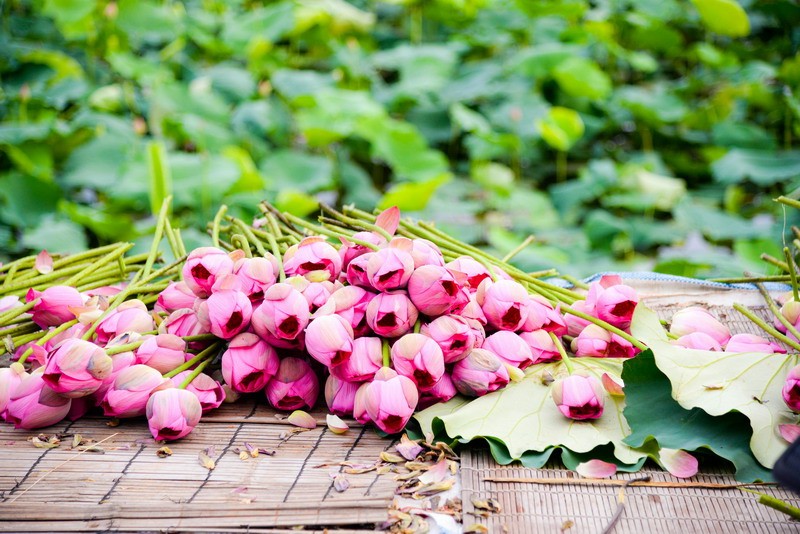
[0,399,395,532]
[460,281,800,533]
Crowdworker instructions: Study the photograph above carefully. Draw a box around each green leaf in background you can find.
[274,190,319,218]
[0,173,62,228]
[552,57,612,101]
[58,201,134,242]
[221,2,295,54]
[674,199,766,241]
[261,150,334,193]
[470,162,514,196]
[378,174,451,211]
[691,0,750,38]
[536,106,584,152]
[711,149,800,186]
[630,305,798,469]
[21,215,88,254]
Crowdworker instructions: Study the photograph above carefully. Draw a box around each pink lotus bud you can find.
[95,300,155,345]
[319,286,376,337]
[135,334,187,374]
[330,336,382,382]
[586,276,638,330]
[233,256,276,304]
[182,247,235,298]
[325,375,360,416]
[775,301,800,334]
[459,294,487,325]
[407,265,468,316]
[26,285,84,328]
[572,324,637,359]
[362,367,419,434]
[353,382,371,424]
[196,289,252,340]
[287,276,336,313]
[418,373,457,409]
[672,332,723,351]
[159,308,209,344]
[477,279,529,331]
[305,314,354,367]
[366,292,418,338]
[482,331,535,369]
[521,295,567,336]
[391,237,444,268]
[783,365,800,412]
[67,396,93,421]
[155,282,198,313]
[0,363,27,418]
[94,350,138,401]
[283,237,342,280]
[421,315,481,363]
[4,369,71,429]
[146,388,202,441]
[265,357,319,411]
[519,330,562,364]
[669,306,731,345]
[725,333,786,354]
[43,339,113,398]
[451,348,510,397]
[346,253,374,288]
[252,283,310,343]
[13,343,47,368]
[221,333,280,393]
[169,371,226,412]
[445,256,491,291]
[367,247,415,291]
[339,231,387,267]
[43,322,91,352]
[101,364,169,418]
[391,333,445,391]
[564,299,593,337]
[0,295,20,314]
[552,374,605,420]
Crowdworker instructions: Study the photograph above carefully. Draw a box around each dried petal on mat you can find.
[658,448,698,478]
[780,424,800,443]
[288,410,317,429]
[238,450,250,461]
[326,414,349,434]
[575,459,618,479]
[471,497,502,513]
[199,447,216,470]
[464,524,488,533]
[381,451,405,463]
[156,446,173,457]
[30,436,59,449]
[419,459,449,484]
[331,473,350,492]
[396,433,424,460]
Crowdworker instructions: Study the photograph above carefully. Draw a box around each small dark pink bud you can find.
[146,388,202,441]
[366,292,418,338]
[283,236,342,280]
[221,333,280,394]
[252,283,310,342]
[477,279,529,331]
[182,247,235,298]
[43,339,113,398]
[391,334,445,391]
[552,374,605,420]
[367,248,415,291]
[451,348,510,397]
[169,371,226,412]
[265,357,319,411]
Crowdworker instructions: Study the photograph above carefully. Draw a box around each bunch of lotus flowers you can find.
[0,206,646,441]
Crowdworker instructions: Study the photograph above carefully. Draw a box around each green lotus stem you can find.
[561,274,590,290]
[263,215,286,282]
[49,243,123,270]
[784,247,800,302]
[775,196,800,211]
[64,243,134,287]
[382,339,391,368]
[164,342,221,379]
[549,331,574,374]
[179,357,212,389]
[739,488,800,520]
[761,253,790,273]
[502,235,535,262]
[0,321,38,338]
[141,196,172,280]
[3,263,19,288]
[106,332,214,356]
[560,304,647,350]
[211,205,228,248]
[321,204,393,241]
[18,320,78,365]
[231,234,252,257]
[284,216,379,250]
[9,330,46,347]
[163,218,183,259]
[753,282,800,344]
[710,275,791,284]
[0,302,35,327]
[0,254,36,274]
[232,219,269,257]
[173,226,187,257]
[528,269,560,279]
[732,303,800,352]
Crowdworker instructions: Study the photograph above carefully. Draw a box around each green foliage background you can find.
[2,0,800,277]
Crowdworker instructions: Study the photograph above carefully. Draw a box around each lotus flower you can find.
[477,279,529,331]
[4,369,71,429]
[42,338,113,398]
[158,308,209,346]
[251,283,310,343]
[367,247,415,291]
[221,333,279,393]
[782,365,800,412]
[366,291,418,338]
[318,286,376,336]
[339,231,387,268]
[182,247,235,298]
[669,306,731,346]
[169,371,226,412]
[672,332,723,351]
[146,388,202,441]
[418,373,457,410]
[283,236,342,280]
[265,357,319,411]
[305,314,354,367]
[519,330,561,364]
[325,375,360,417]
[551,374,604,420]
[725,333,786,354]
[330,336,383,382]
[353,382,371,424]
[521,295,568,336]
[101,364,169,418]
[451,348,510,397]
[95,300,155,345]
[135,334,187,374]
[391,333,445,391]
[361,367,419,434]
[26,286,84,328]
[407,265,468,316]
[421,315,481,364]
[585,275,638,330]
[572,324,637,359]
[197,289,252,340]
[155,282,198,313]
[346,253,374,289]
[482,331,535,369]
[0,363,27,418]
[445,256,492,291]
